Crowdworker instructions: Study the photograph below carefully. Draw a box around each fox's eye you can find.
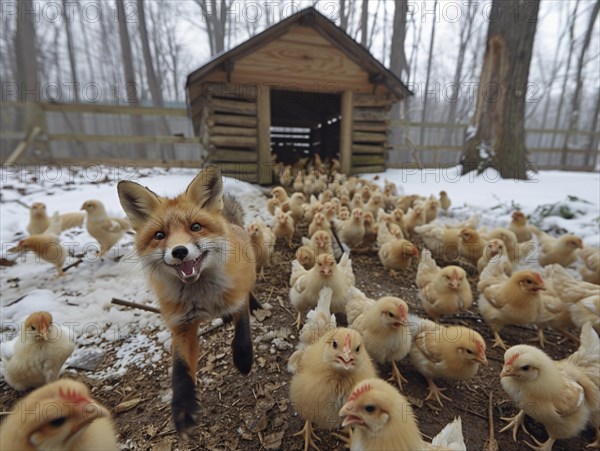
[191,223,202,232]
[365,405,376,413]
[154,231,165,240]
[521,365,530,371]
[332,340,338,349]
[49,417,67,427]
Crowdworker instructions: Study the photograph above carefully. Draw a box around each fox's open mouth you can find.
[173,251,208,283]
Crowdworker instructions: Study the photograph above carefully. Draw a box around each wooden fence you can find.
[387,120,599,172]
[1,102,597,173]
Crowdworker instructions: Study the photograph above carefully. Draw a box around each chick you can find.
[378,238,418,276]
[8,233,66,276]
[405,205,426,236]
[288,192,306,222]
[477,238,513,275]
[362,211,378,245]
[483,227,535,264]
[0,378,119,450]
[424,195,440,223]
[2,312,75,391]
[297,231,335,270]
[289,327,376,451]
[477,258,544,349]
[289,253,354,328]
[548,264,600,333]
[308,212,330,238]
[508,210,533,242]
[579,246,600,285]
[289,287,336,372]
[409,314,488,406]
[346,290,412,388]
[439,190,451,213]
[532,228,584,267]
[500,323,600,450]
[417,250,472,322]
[27,202,86,235]
[80,200,130,257]
[247,219,276,280]
[457,227,485,266]
[273,208,295,247]
[364,192,384,218]
[413,223,462,260]
[336,208,365,248]
[340,378,466,451]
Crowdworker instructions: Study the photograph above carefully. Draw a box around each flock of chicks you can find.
[1,162,600,450]
[8,200,132,275]
[244,162,600,451]
[1,200,131,449]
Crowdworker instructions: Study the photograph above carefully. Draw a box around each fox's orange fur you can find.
[118,166,256,438]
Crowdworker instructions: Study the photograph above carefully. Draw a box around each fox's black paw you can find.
[232,312,253,375]
[172,358,199,438]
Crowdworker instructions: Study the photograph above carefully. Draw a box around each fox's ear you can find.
[186,165,223,212]
[117,181,161,230]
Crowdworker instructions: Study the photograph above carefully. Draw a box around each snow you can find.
[1,164,598,382]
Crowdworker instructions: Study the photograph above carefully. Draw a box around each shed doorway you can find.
[270,89,341,166]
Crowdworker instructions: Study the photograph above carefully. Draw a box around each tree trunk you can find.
[137,0,174,159]
[389,0,410,162]
[360,0,368,47]
[116,0,146,159]
[561,0,600,166]
[584,89,600,169]
[339,0,348,30]
[462,0,540,180]
[419,0,437,147]
[550,0,579,148]
[445,2,475,129]
[15,0,39,101]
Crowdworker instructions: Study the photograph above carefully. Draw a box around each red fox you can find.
[117,166,257,438]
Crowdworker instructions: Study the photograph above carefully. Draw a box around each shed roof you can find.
[186,7,411,99]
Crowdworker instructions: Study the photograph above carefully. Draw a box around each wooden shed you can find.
[186,7,411,184]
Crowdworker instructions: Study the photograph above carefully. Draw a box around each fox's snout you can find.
[171,246,189,261]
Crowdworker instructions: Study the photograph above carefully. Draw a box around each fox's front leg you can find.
[232,302,253,375]
[171,319,200,438]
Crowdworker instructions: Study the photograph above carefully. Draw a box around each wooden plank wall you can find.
[196,83,260,183]
[350,93,393,174]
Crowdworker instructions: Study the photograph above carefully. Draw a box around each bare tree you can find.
[193,0,231,56]
[551,0,580,148]
[584,89,600,168]
[389,0,411,156]
[339,0,349,30]
[445,1,476,128]
[359,0,369,47]
[461,0,541,180]
[15,0,39,102]
[419,0,438,146]
[561,0,600,166]
[116,0,145,158]
[137,0,164,108]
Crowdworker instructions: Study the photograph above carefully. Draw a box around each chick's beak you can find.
[500,366,513,378]
[340,403,363,428]
[477,354,489,367]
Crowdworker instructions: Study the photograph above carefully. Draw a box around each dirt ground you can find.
[0,221,595,451]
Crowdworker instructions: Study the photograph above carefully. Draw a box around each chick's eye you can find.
[355,346,360,352]
[365,405,376,413]
[49,417,67,427]
[154,231,165,240]
[387,312,394,317]
[521,365,530,371]
[466,349,473,354]
[191,223,202,232]
[332,340,338,349]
